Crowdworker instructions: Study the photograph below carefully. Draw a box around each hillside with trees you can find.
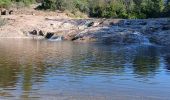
[0,0,170,18]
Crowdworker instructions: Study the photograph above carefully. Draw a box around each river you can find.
[0,39,169,100]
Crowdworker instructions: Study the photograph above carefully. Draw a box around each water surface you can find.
[0,39,170,100]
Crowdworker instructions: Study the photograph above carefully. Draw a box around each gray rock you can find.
[45,32,54,39]
[151,30,170,45]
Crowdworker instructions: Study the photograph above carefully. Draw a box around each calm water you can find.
[0,39,170,100]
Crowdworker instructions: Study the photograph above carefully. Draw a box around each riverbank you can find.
[0,6,170,46]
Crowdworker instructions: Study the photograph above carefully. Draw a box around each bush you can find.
[163,2,170,17]
[1,0,169,19]
[0,0,11,8]
[38,0,170,18]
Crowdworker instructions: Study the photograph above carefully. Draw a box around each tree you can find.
[140,0,164,18]
[39,0,169,18]
[164,0,170,16]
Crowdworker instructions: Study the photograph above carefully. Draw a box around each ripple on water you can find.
[0,39,169,100]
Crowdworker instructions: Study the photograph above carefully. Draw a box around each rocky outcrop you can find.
[24,18,170,46]
[1,11,170,46]
[70,18,170,45]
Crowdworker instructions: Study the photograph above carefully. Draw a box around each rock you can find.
[9,10,14,15]
[45,32,54,39]
[65,33,77,41]
[30,30,38,35]
[39,30,44,36]
[72,36,80,41]
[1,9,8,15]
[151,30,170,45]
[0,9,14,15]
[87,22,94,27]
[162,25,170,30]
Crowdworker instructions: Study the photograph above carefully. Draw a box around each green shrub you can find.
[1,0,168,19]
[163,2,170,17]
[0,0,11,8]
[0,0,35,8]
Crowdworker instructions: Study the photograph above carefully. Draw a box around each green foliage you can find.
[139,0,164,18]
[15,0,35,6]
[0,0,35,8]
[0,0,170,18]
[39,0,170,18]
[0,0,11,8]
[41,0,57,10]
[164,1,170,17]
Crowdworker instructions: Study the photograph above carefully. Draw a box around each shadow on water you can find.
[0,39,169,99]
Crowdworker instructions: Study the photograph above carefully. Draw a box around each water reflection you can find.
[0,39,169,99]
[164,55,170,70]
[132,46,160,77]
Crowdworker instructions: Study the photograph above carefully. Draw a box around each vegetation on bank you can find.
[0,0,170,19]
[0,0,35,8]
[39,0,170,18]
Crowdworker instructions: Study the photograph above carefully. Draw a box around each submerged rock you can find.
[45,32,54,39]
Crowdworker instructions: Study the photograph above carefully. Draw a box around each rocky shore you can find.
[0,8,170,46]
